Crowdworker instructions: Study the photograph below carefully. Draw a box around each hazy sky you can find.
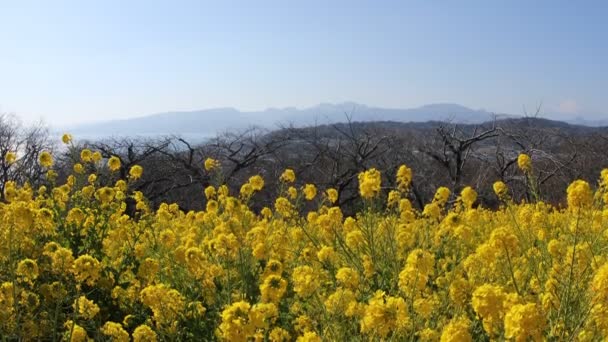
[1,0,607,126]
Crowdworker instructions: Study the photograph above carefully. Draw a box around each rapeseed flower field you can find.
[2,135,608,341]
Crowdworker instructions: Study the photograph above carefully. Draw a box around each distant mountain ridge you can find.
[63,102,606,140]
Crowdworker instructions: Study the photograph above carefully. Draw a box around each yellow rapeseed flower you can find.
[218,301,255,341]
[73,296,100,320]
[249,175,264,191]
[292,266,319,297]
[360,290,410,338]
[592,262,608,302]
[297,331,322,342]
[5,152,16,165]
[303,184,317,200]
[504,303,545,341]
[358,168,382,199]
[326,188,339,204]
[64,321,88,342]
[567,180,593,209]
[80,149,92,162]
[100,322,129,342]
[72,254,101,286]
[396,164,413,191]
[336,267,359,289]
[108,156,121,172]
[39,151,53,168]
[129,164,143,180]
[517,153,532,173]
[62,133,72,144]
[16,259,39,283]
[132,325,158,342]
[260,275,287,303]
[460,186,477,208]
[92,151,102,162]
[73,163,84,174]
[1,158,608,339]
[440,316,472,342]
[493,181,509,200]
[280,168,296,183]
[471,284,506,335]
[433,187,451,205]
[204,157,219,171]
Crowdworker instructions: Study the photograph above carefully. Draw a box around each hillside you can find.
[63,103,504,140]
[63,102,608,141]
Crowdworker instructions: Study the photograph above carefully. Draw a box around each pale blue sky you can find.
[1,0,607,125]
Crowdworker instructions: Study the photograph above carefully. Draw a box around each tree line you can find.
[2,113,608,215]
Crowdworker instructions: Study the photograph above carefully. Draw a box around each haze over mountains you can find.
[64,103,607,140]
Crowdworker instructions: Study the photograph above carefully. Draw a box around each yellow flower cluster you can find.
[358,168,381,199]
[3,137,608,340]
[396,164,413,191]
[108,156,121,172]
[129,164,143,179]
[204,157,220,171]
[39,151,53,168]
[5,151,17,164]
[517,153,532,173]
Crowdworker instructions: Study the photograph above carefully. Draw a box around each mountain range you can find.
[63,103,608,141]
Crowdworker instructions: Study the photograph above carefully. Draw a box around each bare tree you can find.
[421,121,499,194]
[0,114,52,199]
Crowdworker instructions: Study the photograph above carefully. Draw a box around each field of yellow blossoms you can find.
[2,134,608,341]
